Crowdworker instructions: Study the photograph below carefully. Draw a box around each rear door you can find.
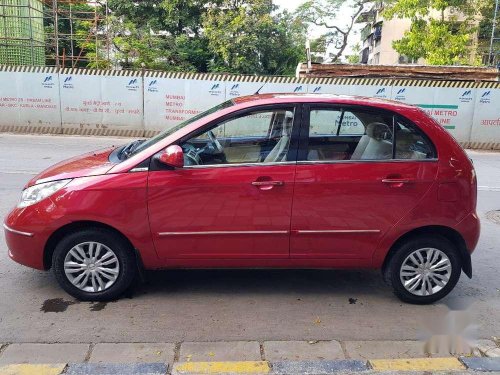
[290,104,438,261]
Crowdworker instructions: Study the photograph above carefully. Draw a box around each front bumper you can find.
[4,222,47,270]
[3,196,66,270]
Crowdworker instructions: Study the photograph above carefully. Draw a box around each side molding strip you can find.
[158,230,289,236]
[294,229,381,234]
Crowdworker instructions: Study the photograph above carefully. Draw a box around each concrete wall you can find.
[0,65,498,149]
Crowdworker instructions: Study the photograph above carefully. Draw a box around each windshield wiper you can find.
[119,139,145,160]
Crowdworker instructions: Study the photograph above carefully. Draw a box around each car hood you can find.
[26,147,118,188]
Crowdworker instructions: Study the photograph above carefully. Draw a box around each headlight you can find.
[18,179,72,208]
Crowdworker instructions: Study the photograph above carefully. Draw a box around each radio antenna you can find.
[254,84,266,95]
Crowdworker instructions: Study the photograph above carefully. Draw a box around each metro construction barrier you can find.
[0,65,498,149]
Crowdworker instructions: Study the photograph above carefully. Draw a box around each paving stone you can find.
[264,341,344,361]
[344,340,426,360]
[460,357,500,372]
[0,343,89,364]
[89,343,175,364]
[271,359,368,374]
[179,341,261,362]
[66,363,167,375]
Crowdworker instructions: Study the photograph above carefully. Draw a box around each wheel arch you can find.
[381,225,472,278]
[43,220,143,271]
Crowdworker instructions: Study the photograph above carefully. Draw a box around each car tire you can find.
[384,235,462,304]
[52,228,137,301]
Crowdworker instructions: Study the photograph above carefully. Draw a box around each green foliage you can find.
[345,43,361,63]
[383,0,487,65]
[96,0,306,74]
[478,0,500,62]
[203,0,306,75]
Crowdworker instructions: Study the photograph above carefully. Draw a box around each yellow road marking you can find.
[174,361,270,374]
[369,357,465,371]
[0,364,66,375]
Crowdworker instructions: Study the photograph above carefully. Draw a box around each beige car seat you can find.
[264,114,294,162]
[351,122,393,160]
[395,129,427,159]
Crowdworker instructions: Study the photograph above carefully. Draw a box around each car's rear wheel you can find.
[52,228,136,301]
[384,236,462,304]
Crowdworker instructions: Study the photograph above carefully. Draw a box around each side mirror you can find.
[157,145,184,168]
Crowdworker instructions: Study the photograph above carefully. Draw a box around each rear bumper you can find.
[455,212,481,254]
[454,211,480,279]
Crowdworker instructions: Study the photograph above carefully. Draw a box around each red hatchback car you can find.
[4,94,480,304]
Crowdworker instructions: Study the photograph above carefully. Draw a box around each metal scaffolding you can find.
[0,0,110,67]
[0,0,45,65]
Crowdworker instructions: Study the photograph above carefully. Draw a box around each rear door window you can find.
[306,108,393,161]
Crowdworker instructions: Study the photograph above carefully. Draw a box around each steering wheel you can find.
[207,130,224,153]
[181,144,202,165]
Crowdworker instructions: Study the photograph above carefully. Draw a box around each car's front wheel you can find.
[384,235,462,304]
[52,228,137,301]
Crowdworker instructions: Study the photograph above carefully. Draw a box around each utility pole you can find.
[489,0,499,65]
[52,0,59,67]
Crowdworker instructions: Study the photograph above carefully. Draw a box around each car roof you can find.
[232,93,419,111]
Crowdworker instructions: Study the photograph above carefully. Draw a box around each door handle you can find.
[251,180,284,186]
[251,180,284,190]
[381,178,411,187]
[382,178,410,184]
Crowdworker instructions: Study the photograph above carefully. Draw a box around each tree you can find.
[383,0,486,65]
[203,0,306,75]
[478,0,500,64]
[106,0,218,71]
[345,43,361,63]
[296,0,369,62]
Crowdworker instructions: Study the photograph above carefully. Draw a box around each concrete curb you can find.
[66,363,168,374]
[2,358,500,374]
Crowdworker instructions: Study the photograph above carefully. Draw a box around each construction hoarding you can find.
[0,66,498,148]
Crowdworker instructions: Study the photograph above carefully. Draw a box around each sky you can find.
[273,0,362,59]
[274,0,304,11]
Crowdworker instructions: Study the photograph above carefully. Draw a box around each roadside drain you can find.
[486,210,500,224]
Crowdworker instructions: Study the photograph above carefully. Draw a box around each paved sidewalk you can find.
[0,339,499,374]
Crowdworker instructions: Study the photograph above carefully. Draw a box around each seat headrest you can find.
[366,122,392,141]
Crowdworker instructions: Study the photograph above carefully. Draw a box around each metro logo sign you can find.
[42,75,55,88]
[480,91,491,104]
[126,78,139,92]
[460,90,473,103]
[62,76,74,89]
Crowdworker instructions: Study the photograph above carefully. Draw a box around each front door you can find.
[290,105,438,260]
[148,105,300,260]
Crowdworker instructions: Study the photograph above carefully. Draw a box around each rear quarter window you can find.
[395,116,437,159]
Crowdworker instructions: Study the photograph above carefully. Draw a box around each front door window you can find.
[180,108,295,166]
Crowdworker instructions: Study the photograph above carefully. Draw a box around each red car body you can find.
[4,94,479,283]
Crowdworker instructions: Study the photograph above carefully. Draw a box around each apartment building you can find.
[357,2,481,65]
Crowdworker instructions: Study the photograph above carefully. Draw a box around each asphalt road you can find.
[0,133,499,343]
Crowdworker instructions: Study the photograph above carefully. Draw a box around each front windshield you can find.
[130,99,235,156]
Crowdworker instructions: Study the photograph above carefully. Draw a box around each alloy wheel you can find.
[63,241,120,293]
[399,247,452,296]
